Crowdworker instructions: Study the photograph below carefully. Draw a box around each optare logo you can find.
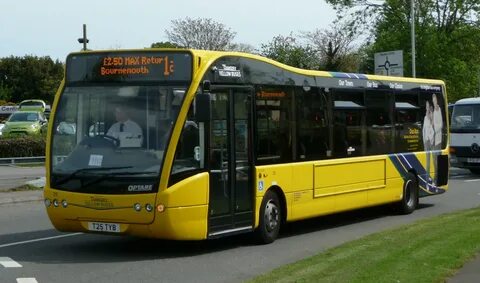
[128,184,153,192]
[472,143,480,154]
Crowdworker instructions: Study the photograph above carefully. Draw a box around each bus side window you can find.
[295,87,330,160]
[255,86,293,164]
[394,91,420,152]
[365,90,393,155]
[332,88,366,158]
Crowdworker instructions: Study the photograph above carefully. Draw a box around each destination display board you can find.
[66,52,193,83]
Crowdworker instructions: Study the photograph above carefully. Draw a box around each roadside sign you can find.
[374,50,404,77]
[0,105,19,115]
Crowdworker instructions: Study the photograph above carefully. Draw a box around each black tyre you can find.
[256,190,281,244]
[397,172,419,214]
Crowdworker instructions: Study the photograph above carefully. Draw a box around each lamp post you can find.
[77,24,89,51]
[411,0,416,78]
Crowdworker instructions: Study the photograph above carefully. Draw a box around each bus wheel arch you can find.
[397,171,419,214]
[256,186,285,244]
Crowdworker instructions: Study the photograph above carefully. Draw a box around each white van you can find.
[450,97,480,174]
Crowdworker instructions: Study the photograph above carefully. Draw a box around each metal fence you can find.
[0,156,45,165]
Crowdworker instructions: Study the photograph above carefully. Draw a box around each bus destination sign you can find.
[100,55,174,77]
[66,52,192,83]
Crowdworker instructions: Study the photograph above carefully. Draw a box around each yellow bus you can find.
[45,49,449,243]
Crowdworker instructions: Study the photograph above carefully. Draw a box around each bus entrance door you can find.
[208,86,254,237]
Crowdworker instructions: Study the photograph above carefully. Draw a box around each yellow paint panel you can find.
[314,159,386,197]
[157,172,209,208]
[151,205,208,240]
[44,189,156,224]
[255,165,292,196]
[290,190,335,221]
[291,163,314,191]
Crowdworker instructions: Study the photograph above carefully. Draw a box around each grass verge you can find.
[250,207,480,283]
[4,184,43,192]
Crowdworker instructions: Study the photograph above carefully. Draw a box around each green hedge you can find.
[0,136,45,158]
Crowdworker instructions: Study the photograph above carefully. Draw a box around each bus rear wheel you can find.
[397,173,419,214]
[256,191,281,244]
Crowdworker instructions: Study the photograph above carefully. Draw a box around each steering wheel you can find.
[98,135,120,146]
[79,135,120,148]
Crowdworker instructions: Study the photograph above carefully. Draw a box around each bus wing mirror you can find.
[195,93,211,122]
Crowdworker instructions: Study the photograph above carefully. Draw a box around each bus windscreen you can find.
[66,52,193,83]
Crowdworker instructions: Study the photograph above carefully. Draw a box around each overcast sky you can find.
[0,0,336,61]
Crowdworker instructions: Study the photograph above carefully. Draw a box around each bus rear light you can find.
[157,204,165,213]
[44,199,51,207]
[145,204,153,212]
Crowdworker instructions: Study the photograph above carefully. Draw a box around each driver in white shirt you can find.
[107,105,143,146]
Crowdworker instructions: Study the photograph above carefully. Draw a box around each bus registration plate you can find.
[467,158,480,163]
[88,222,120,233]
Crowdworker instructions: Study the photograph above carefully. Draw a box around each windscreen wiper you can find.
[79,171,158,189]
[52,166,133,187]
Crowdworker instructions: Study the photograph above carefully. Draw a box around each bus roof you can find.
[67,48,445,86]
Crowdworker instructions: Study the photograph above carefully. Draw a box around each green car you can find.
[1,111,48,138]
[18,99,47,112]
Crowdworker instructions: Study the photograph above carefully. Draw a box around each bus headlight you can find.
[61,200,68,208]
[133,203,142,212]
[44,199,51,207]
[52,199,59,207]
[145,204,153,212]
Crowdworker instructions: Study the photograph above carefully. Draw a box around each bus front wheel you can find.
[256,190,281,244]
[397,173,419,214]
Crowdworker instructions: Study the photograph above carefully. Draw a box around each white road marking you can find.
[0,257,22,267]
[465,179,480,183]
[0,233,82,249]
[17,278,38,283]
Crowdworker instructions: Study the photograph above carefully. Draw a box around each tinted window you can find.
[296,87,331,160]
[366,90,393,155]
[394,91,421,152]
[333,89,365,158]
[255,86,293,164]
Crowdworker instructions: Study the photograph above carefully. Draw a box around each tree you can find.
[325,0,480,101]
[0,56,64,104]
[165,17,236,50]
[0,81,12,102]
[302,23,360,72]
[228,43,257,53]
[150,41,182,48]
[259,34,320,69]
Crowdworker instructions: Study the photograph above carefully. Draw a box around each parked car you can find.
[1,111,48,138]
[18,99,46,112]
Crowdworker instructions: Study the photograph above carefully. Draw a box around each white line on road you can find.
[17,278,38,283]
[0,233,82,249]
[0,257,22,267]
[465,179,480,183]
